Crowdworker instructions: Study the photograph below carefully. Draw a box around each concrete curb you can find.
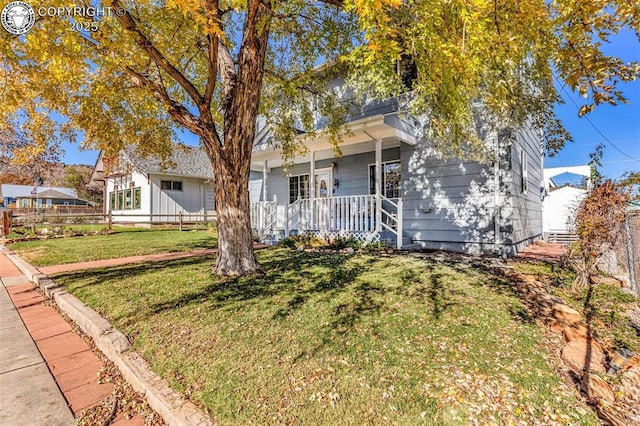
[0,246,214,426]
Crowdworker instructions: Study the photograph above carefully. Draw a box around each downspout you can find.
[493,133,501,255]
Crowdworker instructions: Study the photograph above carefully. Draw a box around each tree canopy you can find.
[1,0,638,274]
[1,0,637,160]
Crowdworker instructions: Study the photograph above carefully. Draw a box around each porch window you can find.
[161,180,183,191]
[289,174,310,203]
[369,161,401,198]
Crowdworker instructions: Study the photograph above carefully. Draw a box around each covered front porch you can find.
[249,114,416,249]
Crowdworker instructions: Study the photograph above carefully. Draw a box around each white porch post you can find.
[375,139,382,233]
[309,150,315,229]
[285,198,290,237]
[262,160,268,202]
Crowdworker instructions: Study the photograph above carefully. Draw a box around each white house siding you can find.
[507,123,544,253]
[542,186,587,234]
[106,171,151,222]
[149,174,213,221]
[400,140,498,254]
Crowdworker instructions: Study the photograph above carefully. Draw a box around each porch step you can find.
[400,243,422,251]
[547,233,578,243]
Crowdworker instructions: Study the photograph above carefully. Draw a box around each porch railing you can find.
[250,196,277,235]
[296,195,377,233]
[380,196,403,249]
[251,194,404,249]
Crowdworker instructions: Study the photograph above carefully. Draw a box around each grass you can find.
[7,227,218,266]
[52,249,598,425]
[512,261,640,352]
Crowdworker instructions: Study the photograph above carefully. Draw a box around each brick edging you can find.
[0,246,214,426]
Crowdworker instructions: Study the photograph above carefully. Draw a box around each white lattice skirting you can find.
[301,230,381,244]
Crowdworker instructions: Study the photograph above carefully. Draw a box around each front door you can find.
[315,168,332,198]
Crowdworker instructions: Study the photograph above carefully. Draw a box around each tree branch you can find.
[122,66,207,138]
[316,0,343,7]
[217,39,236,111]
[203,0,219,107]
[109,0,205,106]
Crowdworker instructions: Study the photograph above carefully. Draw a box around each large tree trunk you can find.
[212,156,262,276]
[207,0,271,276]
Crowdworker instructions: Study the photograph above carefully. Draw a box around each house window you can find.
[520,149,528,194]
[369,161,401,198]
[109,187,142,211]
[133,188,141,209]
[125,189,132,209]
[161,180,183,191]
[289,174,310,203]
[117,191,124,210]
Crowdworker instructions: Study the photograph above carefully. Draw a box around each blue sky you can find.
[62,33,640,181]
[546,30,640,182]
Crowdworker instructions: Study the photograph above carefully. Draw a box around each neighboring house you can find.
[90,145,215,223]
[541,166,590,239]
[0,184,90,209]
[249,79,544,255]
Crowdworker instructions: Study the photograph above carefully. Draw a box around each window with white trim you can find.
[289,174,310,203]
[369,161,401,198]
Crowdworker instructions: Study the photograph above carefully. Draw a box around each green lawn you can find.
[8,227,218,266]
[52,249,598,425]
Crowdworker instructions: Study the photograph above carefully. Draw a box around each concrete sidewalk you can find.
[1,250,146,425]
[39,248,219,275]
[0,253,74,425]
[38,244,267,275]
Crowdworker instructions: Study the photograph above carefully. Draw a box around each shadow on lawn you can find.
[51,255,213,289]
[56,249,535,346]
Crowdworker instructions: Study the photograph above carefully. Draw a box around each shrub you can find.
[571,180,629,289]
